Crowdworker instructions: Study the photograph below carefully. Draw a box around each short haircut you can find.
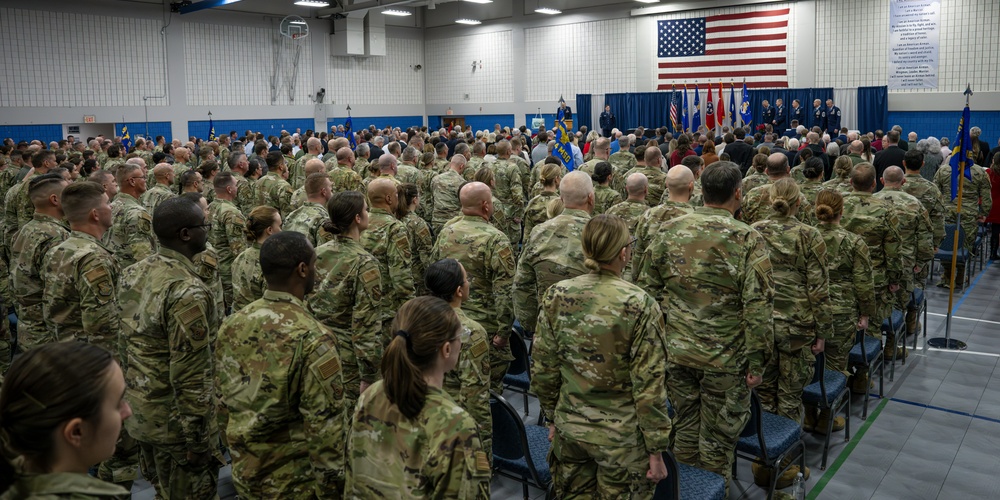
[61,181,106,223]
[850,163,876,189]
[180,169,201,188]
[28,173,68,204]
[260,231,314,286]
[701,161,742,205]
[152,196,204,242]
[32,150,54,168]
[305,172,329,196]
[213,171,236,190]
[903,149,924,170]
[116,164,143,185]
[265,150,284,169]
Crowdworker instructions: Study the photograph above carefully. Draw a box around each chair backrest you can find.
[855,328,870,364]
[740,390,770,460]
[811,351,828,399]
[506,328,530,377]
[658,450,682,500]
[489,391,547,486]
[941,224,967,251]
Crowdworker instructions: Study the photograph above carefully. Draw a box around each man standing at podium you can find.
[558,98,573,122]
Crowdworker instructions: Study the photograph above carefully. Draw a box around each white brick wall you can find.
[425,30,513,104]
[327,37,424,105]
[183,21,313,106]
[0,8,167,107]
[524,18,637,102]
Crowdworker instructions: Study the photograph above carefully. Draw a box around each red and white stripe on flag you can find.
[656,7,789,90]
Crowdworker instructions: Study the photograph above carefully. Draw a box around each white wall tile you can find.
[424,30,513,104]
[326,37,424,105]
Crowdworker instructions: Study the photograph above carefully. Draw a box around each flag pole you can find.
[929,84,972,351]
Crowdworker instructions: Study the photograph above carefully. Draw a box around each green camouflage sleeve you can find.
[805,232,833,341]
[629,296,672,453]
[508,165,525,210]
[489,236,517,340]
[278,183,295,217]
[411,218,433,271]
[302,341,347,496]
[977,170,992,217]
[635,244,665,303]
[167,286,218,453]
[512,247,539,333]
[530,285,559,419]
[927,188,946,245]
[742,231,775,376]
[387,224,415,305]
[3,187,20,250]
[915,206,935,266]
[353,259,383,384]
[851,238,877,319]
[225,211,248,259]
[882,209,903,286]
[129,210,157,262]
[456,332,490,442]
[79,256,120,347]
[433,417,491,499]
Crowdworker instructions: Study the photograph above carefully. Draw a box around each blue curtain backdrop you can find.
[576,94,592,132]
[744,88,834,129]
[857,86,888,135]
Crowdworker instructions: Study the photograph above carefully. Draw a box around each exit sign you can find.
[83,115,96,123]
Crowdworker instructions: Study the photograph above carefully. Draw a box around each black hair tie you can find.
[396,330,411,344]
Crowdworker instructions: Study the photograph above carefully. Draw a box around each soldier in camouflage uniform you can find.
[231,206,282,312]
[119,197,222,499]
[345,297,491,499]
[514,170,593,335]
[4,150,56,252]
[255,151,295,217]
[843,162,903,351]
[217,231,348,497]
[40,182,139,490]
[578,137,611,176]
[396,147,423,188]
[814,190,876,391]
[139,163,177,213]
[308,191,382,408]
[592,162,623,215]
[289,159,327,211]
[227,152,256,216]
[533,215,671,497]
[465,142,487,182]
[431,154,467,235]
[624,146,667,207]
[934,154,992,287]
[798,157,827,204]
[424,258,492,461]
[664,155,705,207]
[397,183,433,296]
[750,180,833,467]
[103,145,126,177]
[902,149,946,288]
[741,153,817,226]
[606,173,651,281]
[206,172,249,311]
[743,153,770,195]
[633,167,695,279]
[822,155,855,194]
[523,162,562,238]
[105,164,157,270]
[608,136,637,196]
[431,182,517,392]
[10,174,69,352]
[490,141,526,247]
[352,143,371,179]
[285,172,333,248]
[876,166,935,338]
[362,179,414,341]
[290,137,322,189]
[637,162,774,491]
[329,147,365,194]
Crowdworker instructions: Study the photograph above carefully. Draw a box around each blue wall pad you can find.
[327,116,424,132]
[116,122,172,143]
[188,118,315,140]
[888,111,1000,146]
[0,124,63,144]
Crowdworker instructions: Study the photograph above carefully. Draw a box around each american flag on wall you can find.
[656,7,790,89]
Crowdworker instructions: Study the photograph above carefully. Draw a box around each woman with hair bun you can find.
[307,190,383,409]
[0,343,132,499]
[346,296,491,498]
[231,205,282,311]
[592,161,622,215]
[750,178,833,486]
[532,214,670,497]
[814,189,876,391]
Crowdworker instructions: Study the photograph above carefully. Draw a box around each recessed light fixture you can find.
[455,18,482,25]
[294,0,329,6]
[383,8,412,16]
[535,7,561,14]
[463,0,493,3]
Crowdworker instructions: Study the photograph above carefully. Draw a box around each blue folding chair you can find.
[503,328,532,414]
[802,352,851,470]
[735,391,806,500]
[490,391,552,499]
[849,328,884,419]
[935,224,972,287]
[910,287,928,350]
[653,450,726,500]
[884,310,905,381]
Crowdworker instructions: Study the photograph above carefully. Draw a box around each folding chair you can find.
[490,391,552,500]
[910,287,928,350]
[502,328,532,414]
[934,224,972,288]
[884,310,905,381]
[849,328,884,419]
[801,352,851,470]
[653,450,726,500]
[735,391,806,500]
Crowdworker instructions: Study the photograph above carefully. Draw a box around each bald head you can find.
[559,171,595,211]
[666,164,695,195]
[625,173,648,199]
[766,153,790,176]
[367,178,397,209]
[307,137,322,153]
[153,163,174,183]
[336,147,354,165]
[882,166,905,187]
[304,158,326,177]
[849,140,863,154]
[378,154,398,174]
[459,181,493,218]
[449,154,467,172]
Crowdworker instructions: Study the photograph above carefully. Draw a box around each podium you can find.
[563,119,573,130]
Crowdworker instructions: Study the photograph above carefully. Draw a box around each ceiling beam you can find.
[176,0,245,15]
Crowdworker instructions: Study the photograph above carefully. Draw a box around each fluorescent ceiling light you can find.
[636,0,659,3]
[463,0,493,3]
[290,20,307,25]
[535,7,561,14]
[294,0,329,6]
[383,8,412,16]
[455,18,482,25]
